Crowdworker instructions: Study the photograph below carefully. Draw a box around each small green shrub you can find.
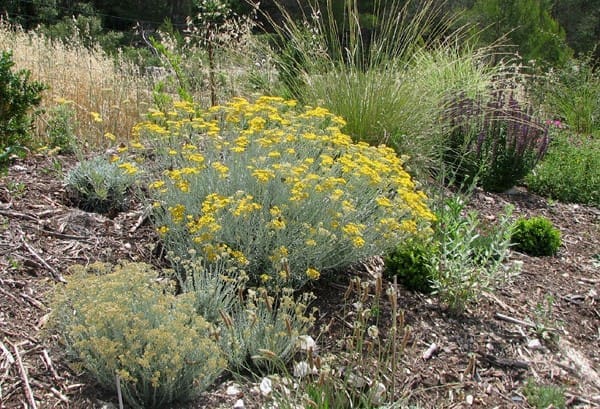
[64,156,138,214]
[523,378,566,409]
[512,216,561,256]
[385,191,516,313]
[384,237,436,293]
[445,90,550,192]
[0,50,47,168]
[45,101,77,153]
[50,262,226,409]
[525,132,599,206]
[130,96,434,290]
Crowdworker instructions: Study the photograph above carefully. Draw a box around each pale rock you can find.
[297,335,316,352]
[260,377,272,396]
[226,384,242,396]
[293,361,316,378]
[466,394,474,405]
[370,382,386,405]
[347,373,368,388]
[233,399,245,409]
[527,338,543,350]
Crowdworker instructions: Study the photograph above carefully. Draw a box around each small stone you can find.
[347,373,368,388]
[233,399,245,409]
[370,382,386,405]
[486,342,494,351]
[297,335,316,352]
[293,361,316,378]
[259,377,272,396]
[527,338,543,350]
[226,384,241,396]
[422,343,438,360]
[466,395,474,405]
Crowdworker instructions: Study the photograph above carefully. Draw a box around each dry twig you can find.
[20,237,66,283]
[11,341,38,409]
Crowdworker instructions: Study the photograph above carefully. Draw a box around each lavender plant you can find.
[445,89,550,192]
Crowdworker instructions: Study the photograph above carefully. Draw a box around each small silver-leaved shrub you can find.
[129,96,435,289]
[64,155,139,214]
[429,194,518,314]
[50,262,226,409]
[219,287,316,372]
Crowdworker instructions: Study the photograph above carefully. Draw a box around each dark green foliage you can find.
[553,0,600,61]
[523,378,566,409]
[525,133,599,206]
[512,216,561,257]
[384,238,436,293]
[0,51,46,169]
[445,90,549,192]
[465,0,572,67]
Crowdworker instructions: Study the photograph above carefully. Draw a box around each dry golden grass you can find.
[0,21,154,149]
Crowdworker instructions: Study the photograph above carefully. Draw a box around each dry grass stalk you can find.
[0,20,153,148]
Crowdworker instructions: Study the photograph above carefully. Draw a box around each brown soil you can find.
[1,154,599,408]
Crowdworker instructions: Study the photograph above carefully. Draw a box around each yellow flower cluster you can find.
[127,95,435,288]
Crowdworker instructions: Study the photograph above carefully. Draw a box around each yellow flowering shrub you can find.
[50,262,226,409]
[130,96,435,289]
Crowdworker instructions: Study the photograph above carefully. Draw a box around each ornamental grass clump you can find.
[131,96,435,289]
[50,262,226,409]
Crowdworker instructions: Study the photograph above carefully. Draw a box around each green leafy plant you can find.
[512,216,561,256]
[64,156,138,215]
[7,180,26,198]
[535,56,600,135]
[532,294,560,343]
[384,237,436,293]
[0,50,46,168]
[525,132,599,206]
[386,187,516,314]
[523,378,566,409]
[50,262,226,409]
[429,194,516,314]
[45,101,77,153]
[132,96,434,290]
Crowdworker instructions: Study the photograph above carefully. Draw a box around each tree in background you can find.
[552,0,600,60]
[464,0,572,66]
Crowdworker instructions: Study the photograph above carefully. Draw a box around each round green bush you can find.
[511,216,561,256]
[384,238,437,293]
[50,262,226,409]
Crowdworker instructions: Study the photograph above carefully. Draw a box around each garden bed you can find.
[1,154,599,408]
